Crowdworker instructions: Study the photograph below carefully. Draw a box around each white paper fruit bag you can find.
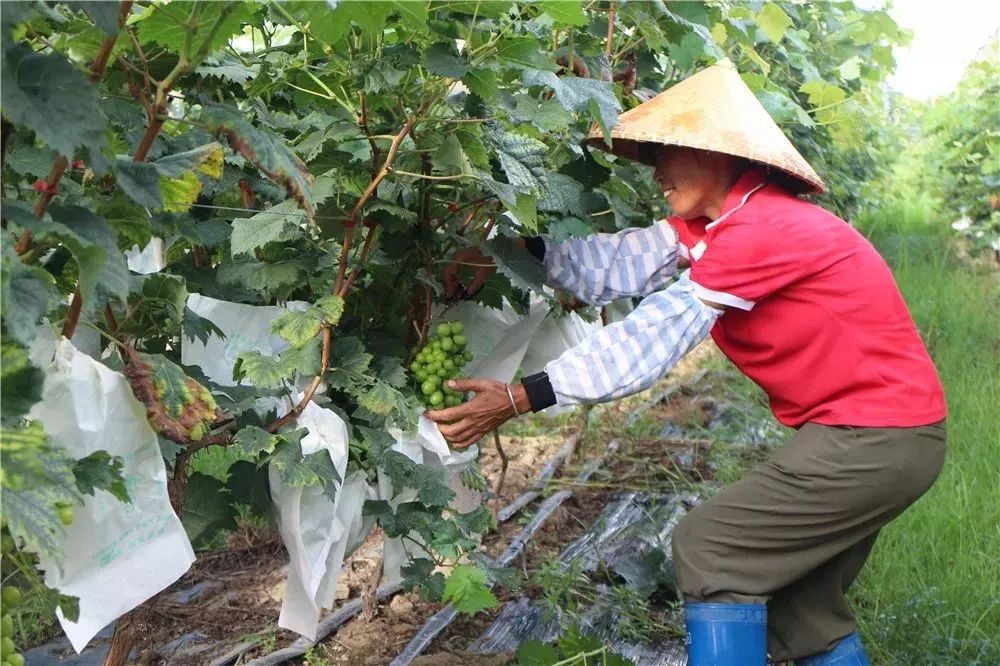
[28,334,195,653]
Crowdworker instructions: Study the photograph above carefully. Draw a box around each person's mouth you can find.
[663,187,675,197]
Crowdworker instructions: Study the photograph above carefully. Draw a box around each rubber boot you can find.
[684,602,767,666]
[796,632,871,666]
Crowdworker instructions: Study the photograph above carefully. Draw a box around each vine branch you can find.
[358,92,381,177]
[47,1,131,339]
[16,0,132,259]
[605,1,615,58]
[265,325,332,433]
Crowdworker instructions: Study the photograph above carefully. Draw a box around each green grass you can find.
[848,197,1000,665]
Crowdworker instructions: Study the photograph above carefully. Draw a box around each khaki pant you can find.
[672,421,946,662]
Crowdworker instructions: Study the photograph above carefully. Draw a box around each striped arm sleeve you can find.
[542,222,680,306]
[543,272,722,406]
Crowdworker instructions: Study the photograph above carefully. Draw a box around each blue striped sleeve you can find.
[542,222,679,306]
[544,272,721,406]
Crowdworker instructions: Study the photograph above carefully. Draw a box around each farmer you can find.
[429,61,946,666]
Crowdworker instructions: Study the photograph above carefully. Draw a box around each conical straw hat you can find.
[587,60,825,193]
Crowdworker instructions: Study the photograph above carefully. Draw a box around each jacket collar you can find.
[705,167,769,230]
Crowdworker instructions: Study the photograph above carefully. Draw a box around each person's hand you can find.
[442,246,496,298]
[426,378,515,448]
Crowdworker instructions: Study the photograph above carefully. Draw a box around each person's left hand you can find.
[425,378,515,448]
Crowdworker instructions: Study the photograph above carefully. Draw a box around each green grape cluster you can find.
[1,525,24,666]
[0,581,23,666]
[410,322,473,409]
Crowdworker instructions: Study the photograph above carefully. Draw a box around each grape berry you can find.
[411,322,473,409]
[1,582,22,666]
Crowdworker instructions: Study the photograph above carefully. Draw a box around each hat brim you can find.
[586,136,821,195]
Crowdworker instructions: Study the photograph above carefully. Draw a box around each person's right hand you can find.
[443,246,496,297]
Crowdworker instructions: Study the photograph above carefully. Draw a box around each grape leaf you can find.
[516,640,560,665]
[455,124,490,169]
[453,503,496,536]
[152,142,225,178]
[1,340,43,423]
[757,89,814,127]
[522,70,620,132]
[430,519,477,560]
[313,295,345,325]
[234,337,322,388]
[757,2,793,43]
[58,594,81,624]
[335,0,392,34]
[357,380,404,416]
[160,170,203,213]
[668,32,709,71]
[230,200,306,258]
[432,134,470,175]
[72,451,129,503]
[5,200,111,312]
[281,1,350,44]
[839,56,862,81]
[424,42,469,79]
[50,205,130,307]
[354,425,396,454]
[325,336,373,389]
[544,216,591,241]
[401,557,446,600]
[391,0,427,27]
[469,273,516,310]
[711,21,728,45]
[233,425,280,457]
[64,1,122,35]
[137,273,189,329]
[360,58,407,94]
[137,2,254,57]
[462,68,498,101]
[115,159,162,208]
[201,104,315,220]
[375,356,407,388]
[368,199,418,223]
[270,434,341,502]
[442,564,498,614]
[183,306,226,345]
[533,98,574,132]
[539,1,587,27]
[0,248,60,346]
[0,421,81,561]
[0,44,106,158]
[558,624,603,656]
[216,257,310,297]
[271,310,322,349]
[123,349,222,444]
[482,235,546,294]
[484,125,548,194]
[181,472,237,548]
[377,450,455,508]
[6,142,58,178]
[196,54,259,85]
[493,36,558,71]
[538,173,587,217]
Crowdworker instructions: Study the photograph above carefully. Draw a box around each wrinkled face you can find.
[653,147,742,220]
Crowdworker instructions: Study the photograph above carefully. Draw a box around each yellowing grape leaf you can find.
[124,348,222,444]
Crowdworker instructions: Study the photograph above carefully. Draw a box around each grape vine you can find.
[0,0,907,658]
